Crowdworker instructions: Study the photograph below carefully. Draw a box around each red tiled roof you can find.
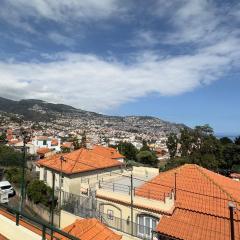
[57,218,122,240]
[93,145,125,159]
[37,148,123,174]
[37,147,52,155]
[62,142,73,148]
[0,233,8,240]
[51,139,59,146]
[135,164,240,240]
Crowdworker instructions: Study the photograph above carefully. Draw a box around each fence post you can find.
[42,225,46,240]
[98,180,101,188]
[16,213,20,226]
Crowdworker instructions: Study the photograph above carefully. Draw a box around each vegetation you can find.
[0,145,27,167]
[5,167,33,187]
[136,150,158,166]
[165,124,240,173]
[117,141,158,167]
[26,179,53,206]
[79,131,87,148]
[5,167,55,207]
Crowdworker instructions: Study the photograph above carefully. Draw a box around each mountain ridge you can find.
[0,96,186,136]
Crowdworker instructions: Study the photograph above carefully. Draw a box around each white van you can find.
[0,181,15,197]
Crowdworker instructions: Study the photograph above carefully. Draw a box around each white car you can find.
[0,181,15,197]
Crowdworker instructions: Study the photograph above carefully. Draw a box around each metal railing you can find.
[0,203,79,240]
[61,191,157,239]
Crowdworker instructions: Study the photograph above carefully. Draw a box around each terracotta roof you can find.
[0,233,8,240]
[35,136,49,141]
[37,147,52,155]
[93,145,125,159]
[57,218,122,240]
[135,164,240,240]
[8,139,20,145]
[62,142,73,148]
[37,148,123,174]
[51,139,59,146]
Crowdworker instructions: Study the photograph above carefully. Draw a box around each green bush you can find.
[26,180,52,206]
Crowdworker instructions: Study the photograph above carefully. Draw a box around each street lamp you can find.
[19,129,31,213]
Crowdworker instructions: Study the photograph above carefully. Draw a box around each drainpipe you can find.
[130,172,134,236]
[174,172,177,201]
[229,202,235,240]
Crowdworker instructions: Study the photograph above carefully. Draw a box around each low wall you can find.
[132,166,159,176]
[14,187,59,227]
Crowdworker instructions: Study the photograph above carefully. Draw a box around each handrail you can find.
[0,203,79,240]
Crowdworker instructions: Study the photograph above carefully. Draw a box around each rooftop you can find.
[37,147,123,175]
[135,164,240,240]
[57,218,122,240]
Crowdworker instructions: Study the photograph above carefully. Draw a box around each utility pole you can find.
[58,156,66,228]
[228,202,235,240]
[50,171,55,240]
[130,172,134,236]
[19,130,29,213]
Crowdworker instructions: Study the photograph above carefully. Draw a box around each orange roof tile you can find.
[62,142,73,148]
[37,148,123,175]
[57,218,122,240]
[93,145,125,159]
[135,164,240,240]
[37,147,52,155]
[0,233,8,240]
[51,139,59,146]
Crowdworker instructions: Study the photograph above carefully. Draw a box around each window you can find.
[107,210,114,220]
[43,169,47,182]
[43,140,47,145]
[137,214,158,239]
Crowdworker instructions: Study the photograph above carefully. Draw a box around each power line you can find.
[43,154,240,206]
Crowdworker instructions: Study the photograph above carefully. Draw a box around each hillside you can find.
[0,97,185,137]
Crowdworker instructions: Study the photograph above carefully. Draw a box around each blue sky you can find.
[0,0,239,134]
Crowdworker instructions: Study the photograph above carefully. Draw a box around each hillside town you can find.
[0,0,239,239]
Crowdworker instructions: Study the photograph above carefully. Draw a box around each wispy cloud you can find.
[0,35,239,111]
[48,32,75,47]
[0,0,239,112]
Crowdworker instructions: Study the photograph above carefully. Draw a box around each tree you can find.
[5,167,34,187]
[26,180,52,206]
[167,133,178,158]
[0,132,6,144]
[140,140,150,151]
[179,128,192,157]
[220,137,233,145]
[0,145,25,167]
[79,131,87,148]
[136,150,158,167]
[117,142,138,161]
[235,136,240,145]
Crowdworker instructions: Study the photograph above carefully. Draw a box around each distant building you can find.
[32,136,61,153]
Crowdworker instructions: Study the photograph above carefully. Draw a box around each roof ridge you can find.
[194,165,239,206]
[70,148,85,173]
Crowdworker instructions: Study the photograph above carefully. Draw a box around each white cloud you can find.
[0,35,239,111]
[0,0,124,24]
[48,32,75,47]
[131,31,158,48]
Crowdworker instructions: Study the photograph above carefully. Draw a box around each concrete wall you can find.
[132,166,159,176]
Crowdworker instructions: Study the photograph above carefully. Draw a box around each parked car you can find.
[0,181,15,198]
